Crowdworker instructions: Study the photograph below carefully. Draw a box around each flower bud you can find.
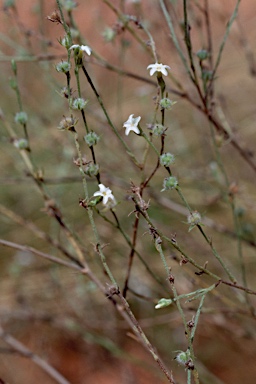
[160,153,175,167]
[202,69,213,82]
[14,111,28,125]
[187,211,202,231]
[55,61,71,74]
[159,98,176,110]
[155,298,173,309]
[14,138,29,150]
[196,49,209,61]
[175,350,191,366]
[72,98,88,110]
[152,123,166,137]
[58,116,78,132]
[85,163,99,177]
[187,211,201,226]
[161,176,178,191]
[84,131,100,146]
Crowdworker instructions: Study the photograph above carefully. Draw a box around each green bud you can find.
[160,152,175,167]
[155,298,173,309]
[175,350,191,366]
[14,111,28,125]
[159,98,176,110]
[84,131,100,146]
[196,49,209,61]
[202,69,213,82]
[152,123,166,137]
[72,97,88,110]
[55,61,71,73]
[187,211,202,232]
[187,211,201,225]
[14,138,29,150]
[85,163,99,177]
[161,176,178,191]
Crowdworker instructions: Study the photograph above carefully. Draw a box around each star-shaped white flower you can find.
[69,44,92,56]
[147,63,170,76]
[93,184,115,205]
[123,114,141,136]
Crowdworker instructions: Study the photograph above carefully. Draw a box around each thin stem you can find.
[140,131,160,157]
[73,133,118,287]
[73,65,100,182]
[108,210,169,293]
[122,215,140,297]
[102,0,154,58]
[0,322,70,384]
[183,0,198,84]
[0,239,81,271]
[197,224,237,283]
[117,294,175,383]
[206,0,241,95]
[182,0,205,103]
[159,0,193,79]
[154,240,170,277]
[81,64,141,168]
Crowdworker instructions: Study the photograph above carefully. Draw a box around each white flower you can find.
[123,114,141,135]
[69,44,92,56]
[93,184,115,205]
[147,63,170,76]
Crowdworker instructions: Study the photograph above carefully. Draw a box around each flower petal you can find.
[149,67,156,76]
[103,195,109,205]
[133,116,141,125]
[93,191,102,197]
[69,44,79,50]
[124,114,134,126]
[132,126,140,134]
[125,127,131,135]
[98,184,106,192]
[81,45,92,56]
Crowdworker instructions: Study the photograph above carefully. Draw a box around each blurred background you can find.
[0,1,256,383]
